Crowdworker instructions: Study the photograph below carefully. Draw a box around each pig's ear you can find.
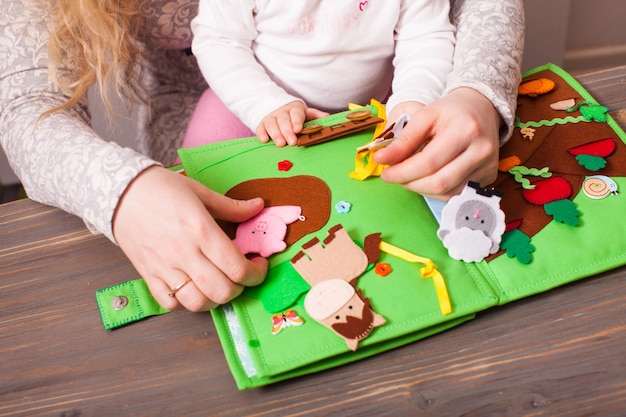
[263,205,302,223]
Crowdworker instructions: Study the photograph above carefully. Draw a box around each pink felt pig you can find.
[233,205,302,257]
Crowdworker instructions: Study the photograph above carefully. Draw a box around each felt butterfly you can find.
[271,309,304,335]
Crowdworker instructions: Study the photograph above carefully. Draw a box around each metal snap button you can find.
[111,295,129,310]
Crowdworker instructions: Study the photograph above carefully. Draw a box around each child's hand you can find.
[374,88,501,200]
[256,101,328,146]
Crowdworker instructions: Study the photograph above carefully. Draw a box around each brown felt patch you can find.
[223,175,331,245]
[488,68,626,261]
[363,233,382,264]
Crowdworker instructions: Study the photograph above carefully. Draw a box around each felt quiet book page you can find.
[178,107,495,389]
[476,63,626,304]
[175,65,626,389]
[96,64,626,390]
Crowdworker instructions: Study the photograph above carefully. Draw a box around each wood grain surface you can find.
[1,66,626,417]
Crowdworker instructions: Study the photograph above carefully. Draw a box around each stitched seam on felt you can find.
[196,143,274,174]
[238,261,500,369]
[247,295,495,370]
[501,251,626,299]
[95,287,112,329]
[234,299,269,374]
[96,282,145,329]
[186,137,259,154]
[465,261,502,303]
[218,305,257,378]
[129,280,145,319]
[180,138,262,176]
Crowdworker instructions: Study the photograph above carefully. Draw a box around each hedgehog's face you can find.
[455,200,497,235]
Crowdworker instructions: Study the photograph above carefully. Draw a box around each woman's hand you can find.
[113,166,268,312]
[375,87,502,200]
[256,100,328,146]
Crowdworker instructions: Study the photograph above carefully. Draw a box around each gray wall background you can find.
[523,0,626,73]
[2,0,626,185]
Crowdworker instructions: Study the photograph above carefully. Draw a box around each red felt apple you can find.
[522,176,572,206]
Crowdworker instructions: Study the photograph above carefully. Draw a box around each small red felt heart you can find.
[522,176,572,205]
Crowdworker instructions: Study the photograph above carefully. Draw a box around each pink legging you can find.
[182,89,254,149]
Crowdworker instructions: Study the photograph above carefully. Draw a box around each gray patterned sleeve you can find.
[0,0,157,242]
[447,0,525,143]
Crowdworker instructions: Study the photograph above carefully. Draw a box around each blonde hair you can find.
[47,0,146,116]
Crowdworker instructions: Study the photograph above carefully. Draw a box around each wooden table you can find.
[2,67,626,417]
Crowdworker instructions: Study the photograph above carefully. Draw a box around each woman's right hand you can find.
[374,88,501,200]
[112,166,268,312]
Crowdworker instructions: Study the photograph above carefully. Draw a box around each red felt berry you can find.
[522,176,572,205]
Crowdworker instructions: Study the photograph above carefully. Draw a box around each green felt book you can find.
[98,64,626,390]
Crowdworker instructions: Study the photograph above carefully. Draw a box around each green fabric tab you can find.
[212,304,476,390]
[96,279,169,330]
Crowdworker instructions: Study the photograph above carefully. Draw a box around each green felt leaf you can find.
[243,260,310,314]
[500,229,535,264]
[575,154,607,171]
[580,104,608,122]
[544,199,580,226]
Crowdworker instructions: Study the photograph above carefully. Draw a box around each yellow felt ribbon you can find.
[348,99,388,180]
[349,149,387,180]
[379,241,452,316]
